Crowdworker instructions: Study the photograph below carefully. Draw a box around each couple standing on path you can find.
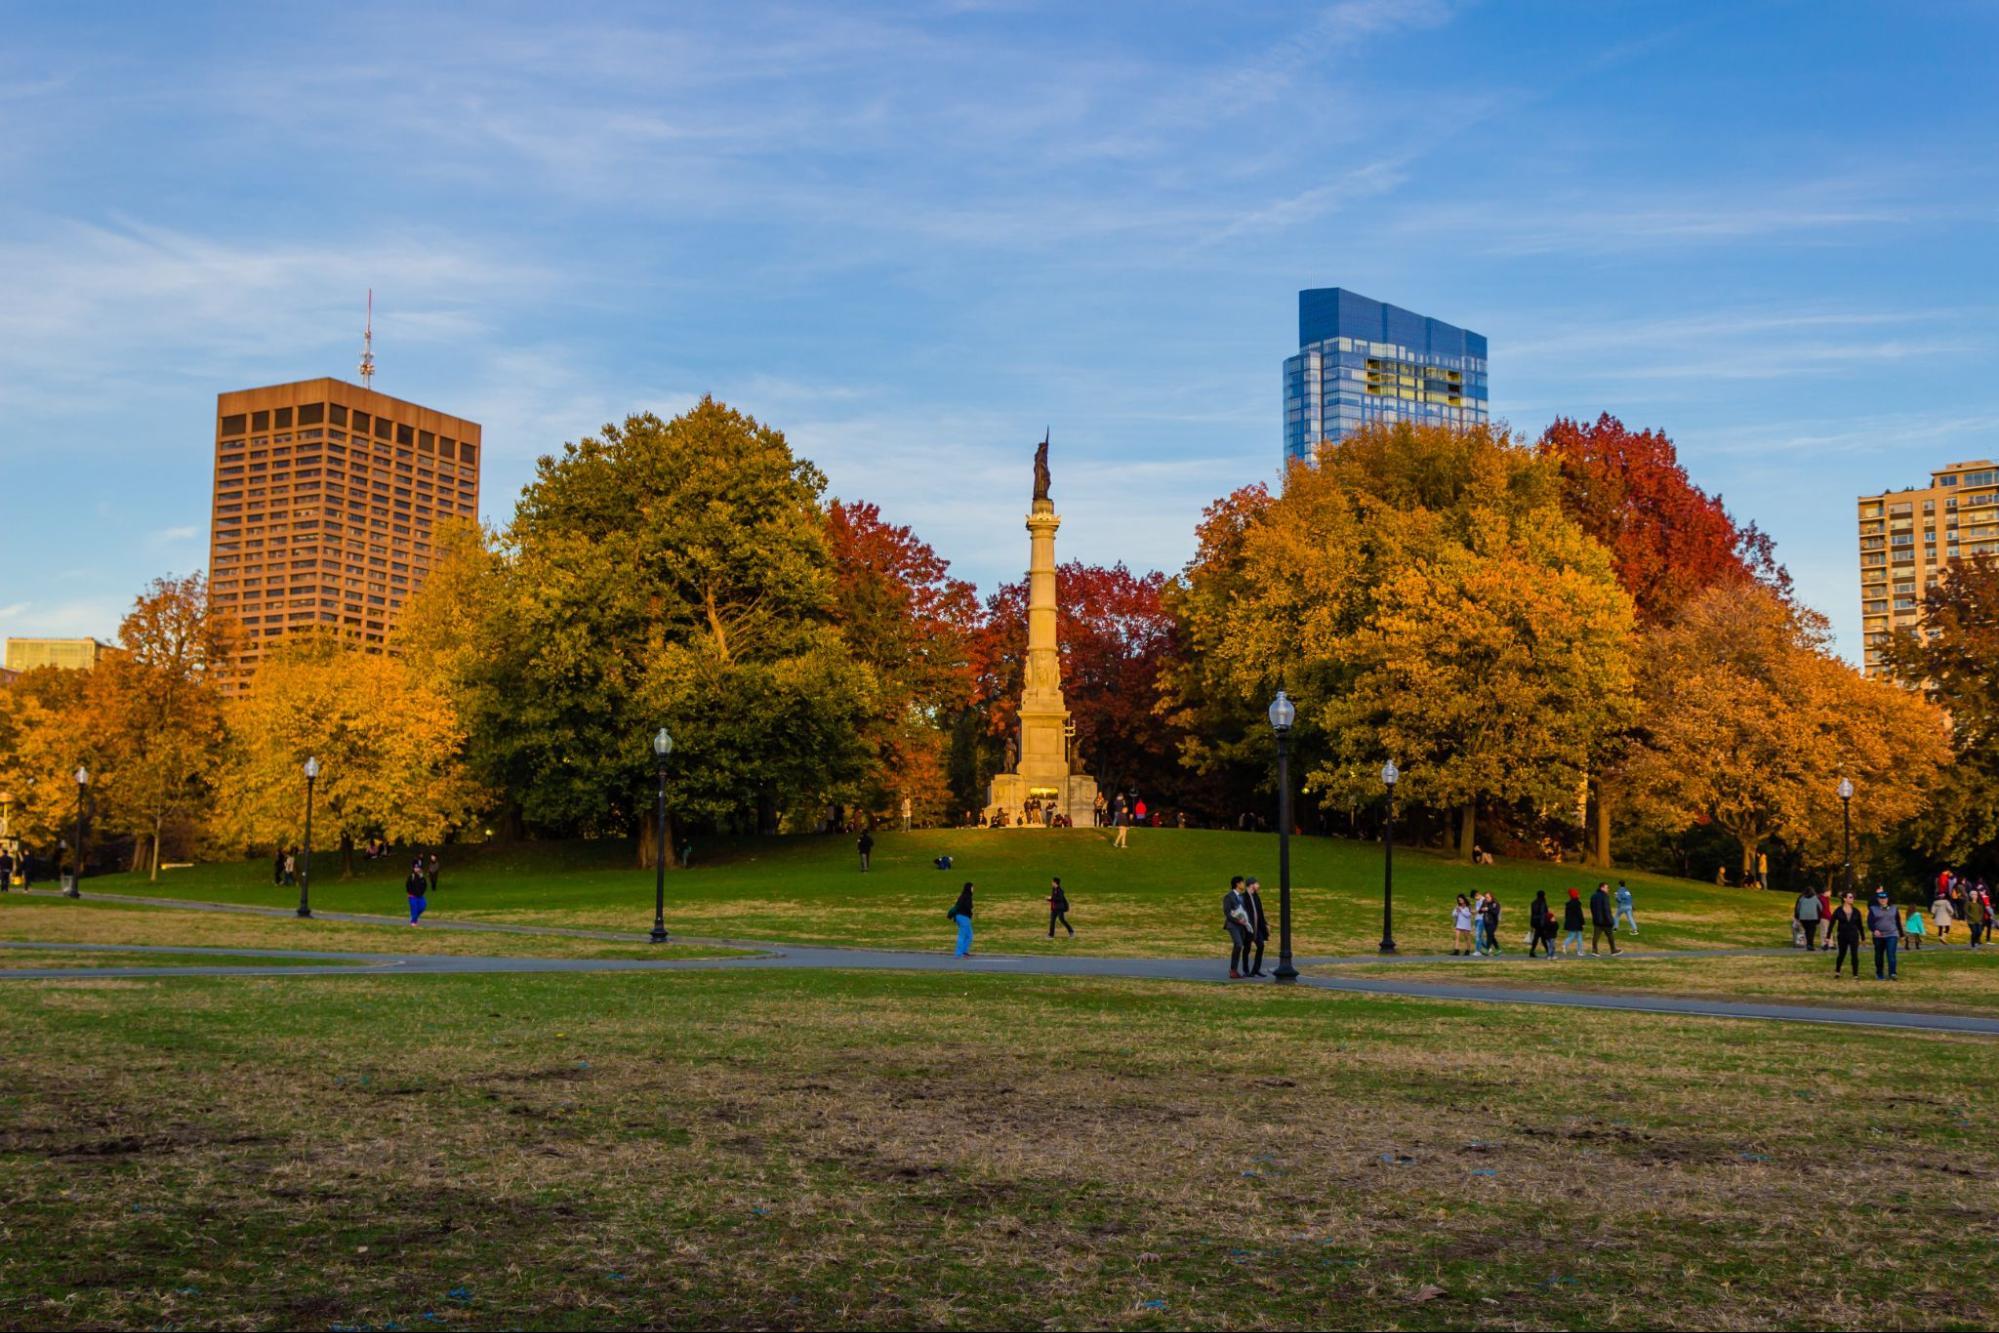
[1827,888,1911,980]
[944,876,1076,957]
[1223,876,1270,978]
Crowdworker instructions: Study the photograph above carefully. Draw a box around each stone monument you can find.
[984,434,1099,827]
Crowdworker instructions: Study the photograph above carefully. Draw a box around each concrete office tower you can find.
[1856,459,1998,677]
[207,378,480,690]
[1282,287,1488,472]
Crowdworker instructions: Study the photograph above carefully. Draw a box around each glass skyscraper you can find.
[1282,288,1488,469]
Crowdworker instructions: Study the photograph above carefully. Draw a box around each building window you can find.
[251,410,271,432]
[220,413,247,437]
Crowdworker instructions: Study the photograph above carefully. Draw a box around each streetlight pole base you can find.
[64,887,80,900]
[296,907,313,919]
[1272,961,1298,983]
[649,925,670,944]
[1378,939,1398,954]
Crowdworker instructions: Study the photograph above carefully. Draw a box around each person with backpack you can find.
[1828,891,1866,978]
[1794,887,1824,951]
[1243,877,1269,976]
[1867,888,1902,980]
[1047,876,1074,938]
[1223,876,1253,978]
[405,859,429,926]
[947,881,975,957]
[1590,883,1621,956]
[857,829,874,873]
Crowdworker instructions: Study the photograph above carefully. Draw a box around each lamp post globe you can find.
[298,757,320,919]
[651,727,673,943]
[1837,777,1855,896]
[1268,691,1297,982]
[67,766,88,897]
[1379,759,1400,953]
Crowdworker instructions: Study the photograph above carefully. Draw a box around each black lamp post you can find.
[67,765,88,898]
[1269,690,1298,983]
[650,727,673,944]
[1837,777,1855,897]
[1380,759,1400,953]
[298,756,320,919]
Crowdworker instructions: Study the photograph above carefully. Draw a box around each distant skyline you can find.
[2,1,1995,662]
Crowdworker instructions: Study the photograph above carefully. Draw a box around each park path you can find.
[4,931,1996,1037]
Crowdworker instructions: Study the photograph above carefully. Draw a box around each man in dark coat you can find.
[1590,882,1622,955]
[1243,877,1271,977]
[1222,877,1253,979]
[857,829,874,873]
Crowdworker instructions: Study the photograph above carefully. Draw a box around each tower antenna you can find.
[358,289,376,388]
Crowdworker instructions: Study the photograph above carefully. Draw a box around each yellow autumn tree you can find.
[1625,582,1947,882]
[214,637,483,873]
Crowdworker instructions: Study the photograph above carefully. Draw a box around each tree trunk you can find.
[1592,778,1613,869]
[149,824,162,881]
[1458,803,1477,861]
[637,814,656,870]
[340,831,355,879]
[1740,837,1759,885]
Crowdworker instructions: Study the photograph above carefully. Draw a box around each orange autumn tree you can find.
[1538,413,1790,865]
[1624,582,1946,884]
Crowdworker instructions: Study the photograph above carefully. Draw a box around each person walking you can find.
[405,859,429,926]
[1905,906,1926,951]
[1562,889,1586,957]
[1614,880,1637,934]
[1794,886,1824,952]
[272,848,286,887]
[1966,887,1989,949]
[1243,877,1270,976]
[948,881,975,957]
[1828,891,1865,978]
[1452,894,1476,956]
[857,828,874,873]
[1113,800,1129,850]
[1932,888,1954,943]
[1047,876,1074,938]
[426,851,441,894]
[901,795,912,832]
[283,849,297,887]
[1528,890,1552,958]
[0,847,14,893]
[1867,889,1902,980]
[1223,876,1253,978]
[1481,891,1503,956]
[1590,883,1621,956]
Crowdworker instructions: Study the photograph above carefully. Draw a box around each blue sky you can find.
[2,1,1994,661]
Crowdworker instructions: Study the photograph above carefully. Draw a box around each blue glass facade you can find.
[1282,288,1488,469]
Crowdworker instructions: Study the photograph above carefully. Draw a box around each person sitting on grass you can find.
[405,858,429,926]
[1828,892,1866,978]
[948,881,975,957]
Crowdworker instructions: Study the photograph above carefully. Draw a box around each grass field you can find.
[1320,945,1999,1018]
[82,829,1794,958]
[0,898,755,962]
[3,965,1994,1331]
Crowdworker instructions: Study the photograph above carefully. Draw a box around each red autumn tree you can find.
[974,560,1182,804]
[1538,413,1788,623]
[826,499,981,821]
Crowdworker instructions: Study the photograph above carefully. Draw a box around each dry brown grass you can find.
[1,968,1993,1329]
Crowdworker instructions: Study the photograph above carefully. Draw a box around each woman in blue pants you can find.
[405,860,429,925]
[948,881,975,957]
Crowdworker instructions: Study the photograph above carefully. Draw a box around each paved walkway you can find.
[5,937,1995,1036]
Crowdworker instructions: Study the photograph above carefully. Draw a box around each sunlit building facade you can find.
[1282,288,1488,471]
[1857,458,1999,677]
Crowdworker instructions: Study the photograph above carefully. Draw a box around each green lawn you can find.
[87,829,1792,958]
[2,966,1993,1331]
[1320,944,1999,1017]
[0,898,753,962]
[0,947,337,970]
